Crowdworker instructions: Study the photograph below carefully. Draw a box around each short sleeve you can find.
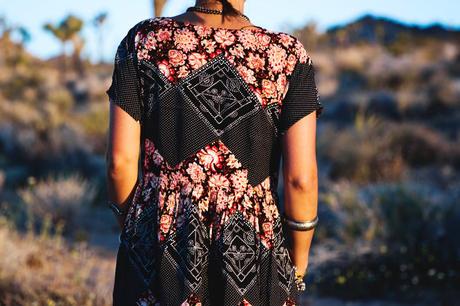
[278,57,323,136]
[106,26,143,122]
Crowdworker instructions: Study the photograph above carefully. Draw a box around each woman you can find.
[105,0,323,305]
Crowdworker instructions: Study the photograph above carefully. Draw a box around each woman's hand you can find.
[288,248,309,277]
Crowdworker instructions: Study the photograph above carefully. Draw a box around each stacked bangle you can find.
[282,213,318,291]
[281,213,318,231]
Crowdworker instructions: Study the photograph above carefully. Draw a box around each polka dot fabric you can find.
[107,16,323,306]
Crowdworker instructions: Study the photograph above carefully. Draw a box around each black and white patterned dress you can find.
[106,16,323,306]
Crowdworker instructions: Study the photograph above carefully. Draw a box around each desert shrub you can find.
[48,88,74,113]
[319,112,405,183]
[0,223,114,306]
[388,122,459,168]
[370,183,459,255]
[74,102,109,154]
[17,173,96,235]
[311,181,460,300]
[317,181,374,245]
[0,71,44,101]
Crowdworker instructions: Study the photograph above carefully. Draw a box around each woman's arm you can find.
[105,101,141,229]
[281,110,319,276]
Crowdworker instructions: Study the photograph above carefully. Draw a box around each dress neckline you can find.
[163,16,266,32]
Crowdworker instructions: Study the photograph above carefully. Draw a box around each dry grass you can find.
[0,221,116,306]
[17,174,97,234]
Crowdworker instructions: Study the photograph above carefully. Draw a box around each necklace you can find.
[186,5,251,23]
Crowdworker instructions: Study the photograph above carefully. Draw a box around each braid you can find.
[219,0,241,18]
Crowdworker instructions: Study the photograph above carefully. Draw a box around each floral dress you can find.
[106,16,323,306]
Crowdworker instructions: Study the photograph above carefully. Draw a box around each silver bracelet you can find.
[282,213,318,231]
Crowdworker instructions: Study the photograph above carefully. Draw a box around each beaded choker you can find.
[186,5,251,22]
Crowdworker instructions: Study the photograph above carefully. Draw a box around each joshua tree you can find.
[0,16,31,67]
[92,12,108,64]
[153,0,168,17]
[43,14,85,77]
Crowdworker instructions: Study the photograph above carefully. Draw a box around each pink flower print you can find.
[215,189,229,213]
[159,214,172,235]
[149,175,161,190]
[251,86,264,106]
[158,60,171,78]
[237,31,258,50]
[236,65,257,85]
[261,176,271,190]
[241,298,253,306]
[263,201,278,222]
[188,52,207,70]
[286,53,297,74]
[246,183,254,195]
[177,65,189,79]
[166,193,177,213]
[229,44,244,58]
[256,33,271,49]
[267,44,287,73]
[168,49,186,67]
[214,29,236,47]
[217,140,230,154]
[226,153,242,169]
[144,138,156,155]
[192,184,204,200]
[198,197,209,214]
[156,28,172,42]
[241,193,253,210]
[262,221,274,239]
[247,212,258,230]
[181,297,202,306]
[278,33,294,48]
[247,52,265,71]
[253,184,265,198]
[265,190,274,204]
[145,31,157,50]
[159,173,169,190]
[158,17,170,26]
[208,173,230,190]
[135,31,142,47]
[186,162,206,183]
[197,144,223,172]
[170,171,183,190]
[276,73,287,94]
[226,54,236,65]
[201,39,216,53]
[180,180,193,196]
[174,28,198,52]
[294,41,310,64]
[152,149,164,166]
[230,169,248,193]
[137,48,150,61]
[261,79,277,99]
[195,25,213,37]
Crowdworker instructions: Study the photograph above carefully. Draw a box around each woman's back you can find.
[107,15,322,306]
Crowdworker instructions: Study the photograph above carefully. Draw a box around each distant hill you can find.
[323,13,460,46]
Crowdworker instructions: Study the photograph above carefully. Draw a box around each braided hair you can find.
[219,0,241,17]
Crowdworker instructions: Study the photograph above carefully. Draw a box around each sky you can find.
[1,0,459,63]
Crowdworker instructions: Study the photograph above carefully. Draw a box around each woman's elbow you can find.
[284,170,318,194]
[106,152,138,177]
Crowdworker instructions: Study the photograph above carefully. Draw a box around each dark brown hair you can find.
[219,0,241,18]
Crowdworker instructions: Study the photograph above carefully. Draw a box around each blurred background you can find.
[0,1,459,305]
